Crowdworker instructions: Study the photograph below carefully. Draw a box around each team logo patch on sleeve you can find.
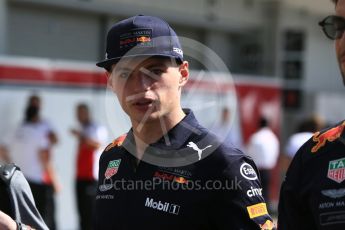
[328,157,345,183]
[105,159,121,179]
[247,203,268,219]
[105,134,127,152]
[311,121,345,153]
[260,220,274,230]
[240,163,258,180]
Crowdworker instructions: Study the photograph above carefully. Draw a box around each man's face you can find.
[77,107,89,124]
[108,57,189,126]
[336,0,345,84]
[28,96,41,110]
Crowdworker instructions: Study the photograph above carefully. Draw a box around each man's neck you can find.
[131,108,186,161]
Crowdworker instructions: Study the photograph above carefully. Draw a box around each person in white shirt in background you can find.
[27,94,59,146]
[0,94,58,166]
[70,103,108,230]
[281,116,324,172]
[8,105,60,230]
[246,117,279,203]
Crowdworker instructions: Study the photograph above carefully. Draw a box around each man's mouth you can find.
[132,98,156,110]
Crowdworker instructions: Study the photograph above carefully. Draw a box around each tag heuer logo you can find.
[105,159,121,179]
[328,157,345,183]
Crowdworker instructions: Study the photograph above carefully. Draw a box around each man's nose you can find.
[133,69,152,91]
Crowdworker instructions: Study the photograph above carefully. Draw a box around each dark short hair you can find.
[259,117,268,128]
[25,105,39,122]
[28,94,40,105]
[332,0,338,5]
[77,103,89,111]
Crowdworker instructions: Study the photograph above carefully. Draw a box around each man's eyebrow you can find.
[114,67,132,72]
[145,63,168,69]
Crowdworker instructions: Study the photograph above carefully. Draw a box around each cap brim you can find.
[96,54,183,70]
[96,57,121,70]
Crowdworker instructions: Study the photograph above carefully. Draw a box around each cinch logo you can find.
[145,197,180,215]
[247,186,263,197]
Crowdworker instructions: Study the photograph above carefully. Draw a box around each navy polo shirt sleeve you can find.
[213,153,275,229]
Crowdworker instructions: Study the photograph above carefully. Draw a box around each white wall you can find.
[7,4,101,61]
[316,92,345,124]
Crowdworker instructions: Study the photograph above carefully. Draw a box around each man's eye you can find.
[118,72,130,78]
[150,68,164,75]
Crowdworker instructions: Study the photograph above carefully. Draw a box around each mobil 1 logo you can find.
[145,197,180,215]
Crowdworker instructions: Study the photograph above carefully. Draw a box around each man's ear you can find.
[106,71,113,88]
[179,61,189,86]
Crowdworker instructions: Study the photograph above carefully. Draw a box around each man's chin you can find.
[132,111,161,124]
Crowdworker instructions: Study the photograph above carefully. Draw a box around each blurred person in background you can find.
[279,0,345,229]
[247,117,279,203]
[0,94,58,167]
[211,107,243,149]
[281,116,323,172]
[70,103,108,230]
[8,105,60,230]
[27,94,58,146]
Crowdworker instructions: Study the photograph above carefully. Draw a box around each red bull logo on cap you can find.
[136,36,151,43]
[119,29,153,49]
[311,121,345,153]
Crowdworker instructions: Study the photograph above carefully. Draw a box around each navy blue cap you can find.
[96,15,184,70]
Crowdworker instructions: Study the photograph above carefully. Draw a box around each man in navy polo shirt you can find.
[95,15,275,229]
[278,1,345,229]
